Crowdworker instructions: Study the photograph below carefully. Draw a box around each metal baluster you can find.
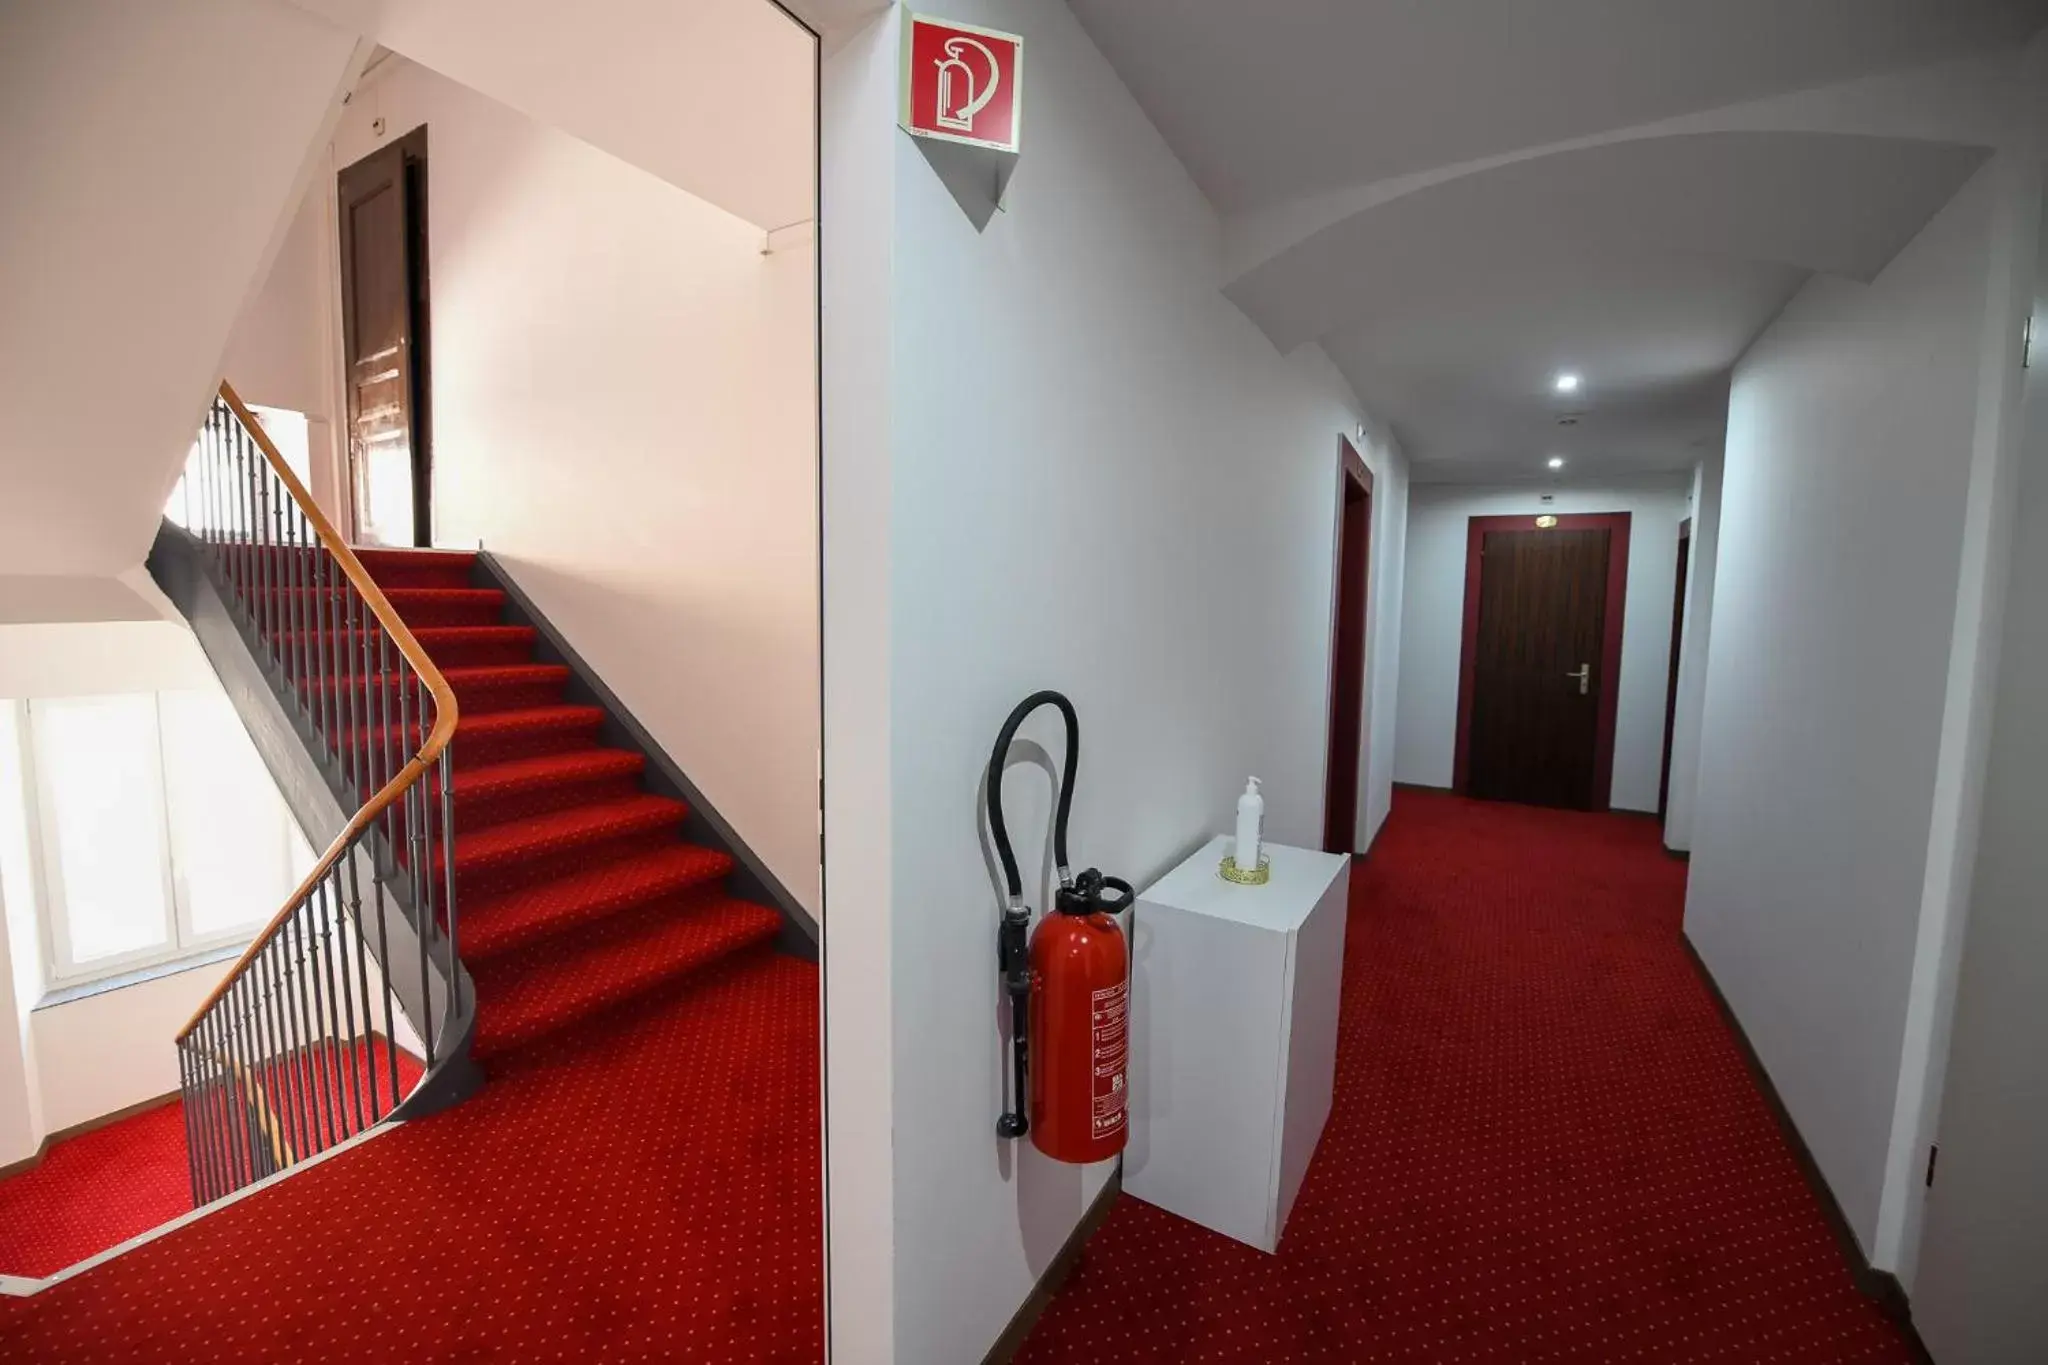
[202,1012,237,1195]
[244,948,278,1175]
[359,587,380,816]
[399,686,437,1067]
[316,875,364,1137]
[177,1044,203,1204]
[380,633,402,878]
[320,548,343,768]
[256,940,298,1171]
[344,855,377,1126]
[344,588,364,801]
[248,429,270,663]
[199,1019,228,1202]
[440,746,461,1016]
[275,928,314,1164]
[366,863,401,1113]
[228,977,262,1183]
[302,901,344,1153]
[287,911,335,1155]
[285,508,307,714]
[344,854,383,1120]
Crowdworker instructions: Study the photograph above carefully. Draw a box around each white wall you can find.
[1685,158,2032,1264]
[1662,451,1724,852]
[1910,169,2048,1360]
[0,0,358,580]
[1393,480,1691,812]
[315,59,821,914]
[821,5,1409,1361]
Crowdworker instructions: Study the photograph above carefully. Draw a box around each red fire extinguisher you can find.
[988,691,1134,1164]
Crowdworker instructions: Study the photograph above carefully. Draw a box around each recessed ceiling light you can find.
[1547,456,1566,469]
[1553,372,1581,394]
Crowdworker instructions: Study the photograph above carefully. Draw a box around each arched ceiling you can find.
[1069,0,2048,482]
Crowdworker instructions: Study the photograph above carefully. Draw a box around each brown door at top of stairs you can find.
[1466,527,1612,810]
[338,128,431,548]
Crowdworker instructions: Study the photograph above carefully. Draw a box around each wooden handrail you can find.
[176,381,460,1040]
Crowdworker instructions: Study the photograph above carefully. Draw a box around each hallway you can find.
[1019,791,1912,1363]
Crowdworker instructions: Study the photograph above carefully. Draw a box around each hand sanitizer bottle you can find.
[1235,777,1264,874]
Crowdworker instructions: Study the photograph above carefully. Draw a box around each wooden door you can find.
[1465,528,1612,809]
[1322,449,1372,853]
[338,129,430,547]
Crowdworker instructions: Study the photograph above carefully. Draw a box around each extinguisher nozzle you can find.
[997,1113,1029,1139]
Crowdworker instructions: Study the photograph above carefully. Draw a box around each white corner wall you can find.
[1662,452,1724,852]
[318,60,822,914]
[1684,157,2032,1265]
[1393,480,1691,812]
[821,5,1408,1361]
[1358,430,1410,851]
[0,0,358,579]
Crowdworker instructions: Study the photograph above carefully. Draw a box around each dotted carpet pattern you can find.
[1017,791,1915,1365]
[0,548,820,1361]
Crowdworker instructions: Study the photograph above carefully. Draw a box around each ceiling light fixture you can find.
[1553,372,1581,394]
[1547,456,1566,469]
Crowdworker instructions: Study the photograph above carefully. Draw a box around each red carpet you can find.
[0,1103,188,1280]
[0,1043,422,1280]
[0,549,820,1361]
[1018,792,1914,1364]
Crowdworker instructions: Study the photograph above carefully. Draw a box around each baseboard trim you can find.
[472,552,818,960]
[1392,781,1454,795]
[0,1090,181,1183]
[980,1169,1122,1365]
[1681,935,1932,1365]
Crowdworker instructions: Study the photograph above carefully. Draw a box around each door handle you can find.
[1567,664,1590,695]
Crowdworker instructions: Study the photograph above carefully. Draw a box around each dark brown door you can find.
[1466,528,1612,809]
[338,129,431,547]
[1322,455,1372,853]
[1657,520,1692,819]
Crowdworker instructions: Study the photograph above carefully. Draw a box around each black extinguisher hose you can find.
[986,690,1079,1139]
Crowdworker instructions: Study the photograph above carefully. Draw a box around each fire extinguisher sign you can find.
[899,13,1023,154]
[1090,979,1129,1136]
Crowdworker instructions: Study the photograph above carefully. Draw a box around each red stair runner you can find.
[0,549,819,1361]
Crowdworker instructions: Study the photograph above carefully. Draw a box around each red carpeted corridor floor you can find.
[1018,791,1914,1364]
[0,548,821,1361]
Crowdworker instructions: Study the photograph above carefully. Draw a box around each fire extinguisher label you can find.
[1090,979,1129,1136]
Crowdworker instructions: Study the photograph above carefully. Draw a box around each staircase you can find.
[0,386,821,1357]
[347,548,788,1065]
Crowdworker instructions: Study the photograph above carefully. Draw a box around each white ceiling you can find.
[290,0,816,229]
[1069,0,2048,482]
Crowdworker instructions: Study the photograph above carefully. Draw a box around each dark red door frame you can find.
[1452,512,1631,810]
[1322,438,1374,853]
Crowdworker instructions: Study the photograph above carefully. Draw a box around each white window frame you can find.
[25,694,290,989]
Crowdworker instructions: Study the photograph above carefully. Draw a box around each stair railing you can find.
[172,381,464,1206]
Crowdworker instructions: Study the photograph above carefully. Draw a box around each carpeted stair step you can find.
[333,704,606,771]
[468,890,782,1061]
[268,625,540,670]
[453,749,648,832]
[293,663,565,715]
[447,793,690,899]
[460,843,735,963]
[255,587,506,630]
[442,664,571,714]
[353,547,480,591]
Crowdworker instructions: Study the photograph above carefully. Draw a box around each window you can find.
[25,691,312,986]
